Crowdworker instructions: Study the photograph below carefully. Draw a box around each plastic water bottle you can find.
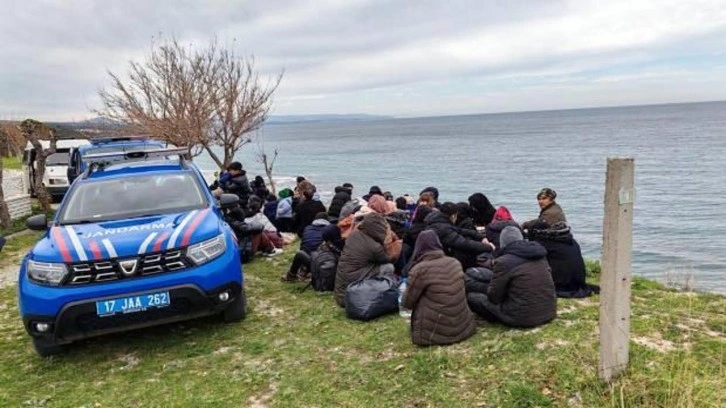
[398,277,412,318]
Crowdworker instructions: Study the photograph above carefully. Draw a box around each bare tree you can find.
[0,155,11,229]
[19,119,56,212]
[97,37,282,170]
[0,124,26,157]
[256,140,279,196]
[210,53,282,169]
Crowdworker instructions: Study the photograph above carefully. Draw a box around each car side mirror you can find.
[27,214,49,231]
[218,194,240,210]
[67,167,76,184]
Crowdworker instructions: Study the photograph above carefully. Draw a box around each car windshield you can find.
[47,151,69,166]
[59,173,206,224]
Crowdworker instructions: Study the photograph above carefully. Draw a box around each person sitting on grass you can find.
[486,206,521,257]
[282,212,331,282]
[424,202,495,270]
[467,226,557,328]
[245,196,284,250]
[522,187,567,232]
[276,188,295,233]
[213,162,252,208]
[402,230,477,346]
[294,190,327,238]
[334,213,394,308]
[468,192,496,227]
[528,221,598,298]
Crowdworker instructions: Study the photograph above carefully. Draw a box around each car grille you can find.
[66,250,190,285]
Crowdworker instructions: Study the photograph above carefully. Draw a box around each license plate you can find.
[96,291,170,316]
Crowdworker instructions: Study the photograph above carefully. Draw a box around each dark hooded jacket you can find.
[221,172,252,205]
[251,176,269,199]
[294,196,327,237]
[328,188,351,220]
[301,219,331,254]
[403,249,477,346]
[486,220,522,257]
[529,224,596,298]
[468,193,496,227]
[424,211,492,269]
[475,240,556,327]
[334,213,391,307]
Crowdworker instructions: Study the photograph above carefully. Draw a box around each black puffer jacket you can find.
[295,198,327,237]
[334,213,390,307]
[328,190,351,220]
[222,172,252,205]
[529,225,595,298]
[486,220,522,257]
[424,211,492,269]
[477,240,556,327]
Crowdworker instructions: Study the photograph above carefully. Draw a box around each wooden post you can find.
[599,158,634,382]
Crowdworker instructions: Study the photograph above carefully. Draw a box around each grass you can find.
[1,155,23,170]
[0,247,723,407]
[0,203,55,237]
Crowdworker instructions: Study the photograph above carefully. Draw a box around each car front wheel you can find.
[32,337,66,357]
[222,288,247,322]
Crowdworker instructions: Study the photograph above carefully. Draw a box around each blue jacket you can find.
[301,219,330,254]
[264,200,278,222]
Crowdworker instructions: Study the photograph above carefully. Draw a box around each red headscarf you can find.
[491,206,513,223]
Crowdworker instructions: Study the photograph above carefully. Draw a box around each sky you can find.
[1,0,726,121]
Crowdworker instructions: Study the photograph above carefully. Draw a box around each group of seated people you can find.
[211,166,598,347]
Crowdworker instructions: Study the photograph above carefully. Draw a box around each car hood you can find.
[32,209,220,263]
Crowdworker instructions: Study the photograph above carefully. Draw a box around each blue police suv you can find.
[19,148,246,356]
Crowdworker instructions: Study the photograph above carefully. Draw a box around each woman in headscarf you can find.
[485,206,521,257]
[468,193,496,227]
[364,195,403,263]
[334,213,394,307]
[522,188,567,231]
[402,231,477,346]
[455,202,476,231]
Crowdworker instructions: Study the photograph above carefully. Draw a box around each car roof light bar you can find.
[82,147,191,178]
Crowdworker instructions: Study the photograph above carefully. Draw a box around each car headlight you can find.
[27,260,68,285]
[186,234,226,265]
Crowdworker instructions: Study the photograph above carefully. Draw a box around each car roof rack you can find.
[90,135,151,145]
[82,147,191,178]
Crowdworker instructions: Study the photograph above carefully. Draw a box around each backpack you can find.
[309,246,339,292]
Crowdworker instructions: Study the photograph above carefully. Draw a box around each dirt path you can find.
[0,230,34,289]
[0,257,23,288]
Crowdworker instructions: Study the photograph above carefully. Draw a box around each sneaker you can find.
[263,248,284,257]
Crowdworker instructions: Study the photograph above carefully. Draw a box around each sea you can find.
[196,101,726,294]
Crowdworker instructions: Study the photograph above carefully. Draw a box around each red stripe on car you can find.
[153,232,171,252]
[181,209,209,247]
[89,241,103,260]
[51,227,72,262]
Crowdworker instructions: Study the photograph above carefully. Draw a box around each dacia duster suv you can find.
[18,148,246,356]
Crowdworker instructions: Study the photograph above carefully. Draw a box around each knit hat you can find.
[278,188,293,199]
[537,188,557,200]
[500,226,523,249]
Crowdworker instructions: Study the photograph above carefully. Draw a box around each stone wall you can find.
[2,170,32,220]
